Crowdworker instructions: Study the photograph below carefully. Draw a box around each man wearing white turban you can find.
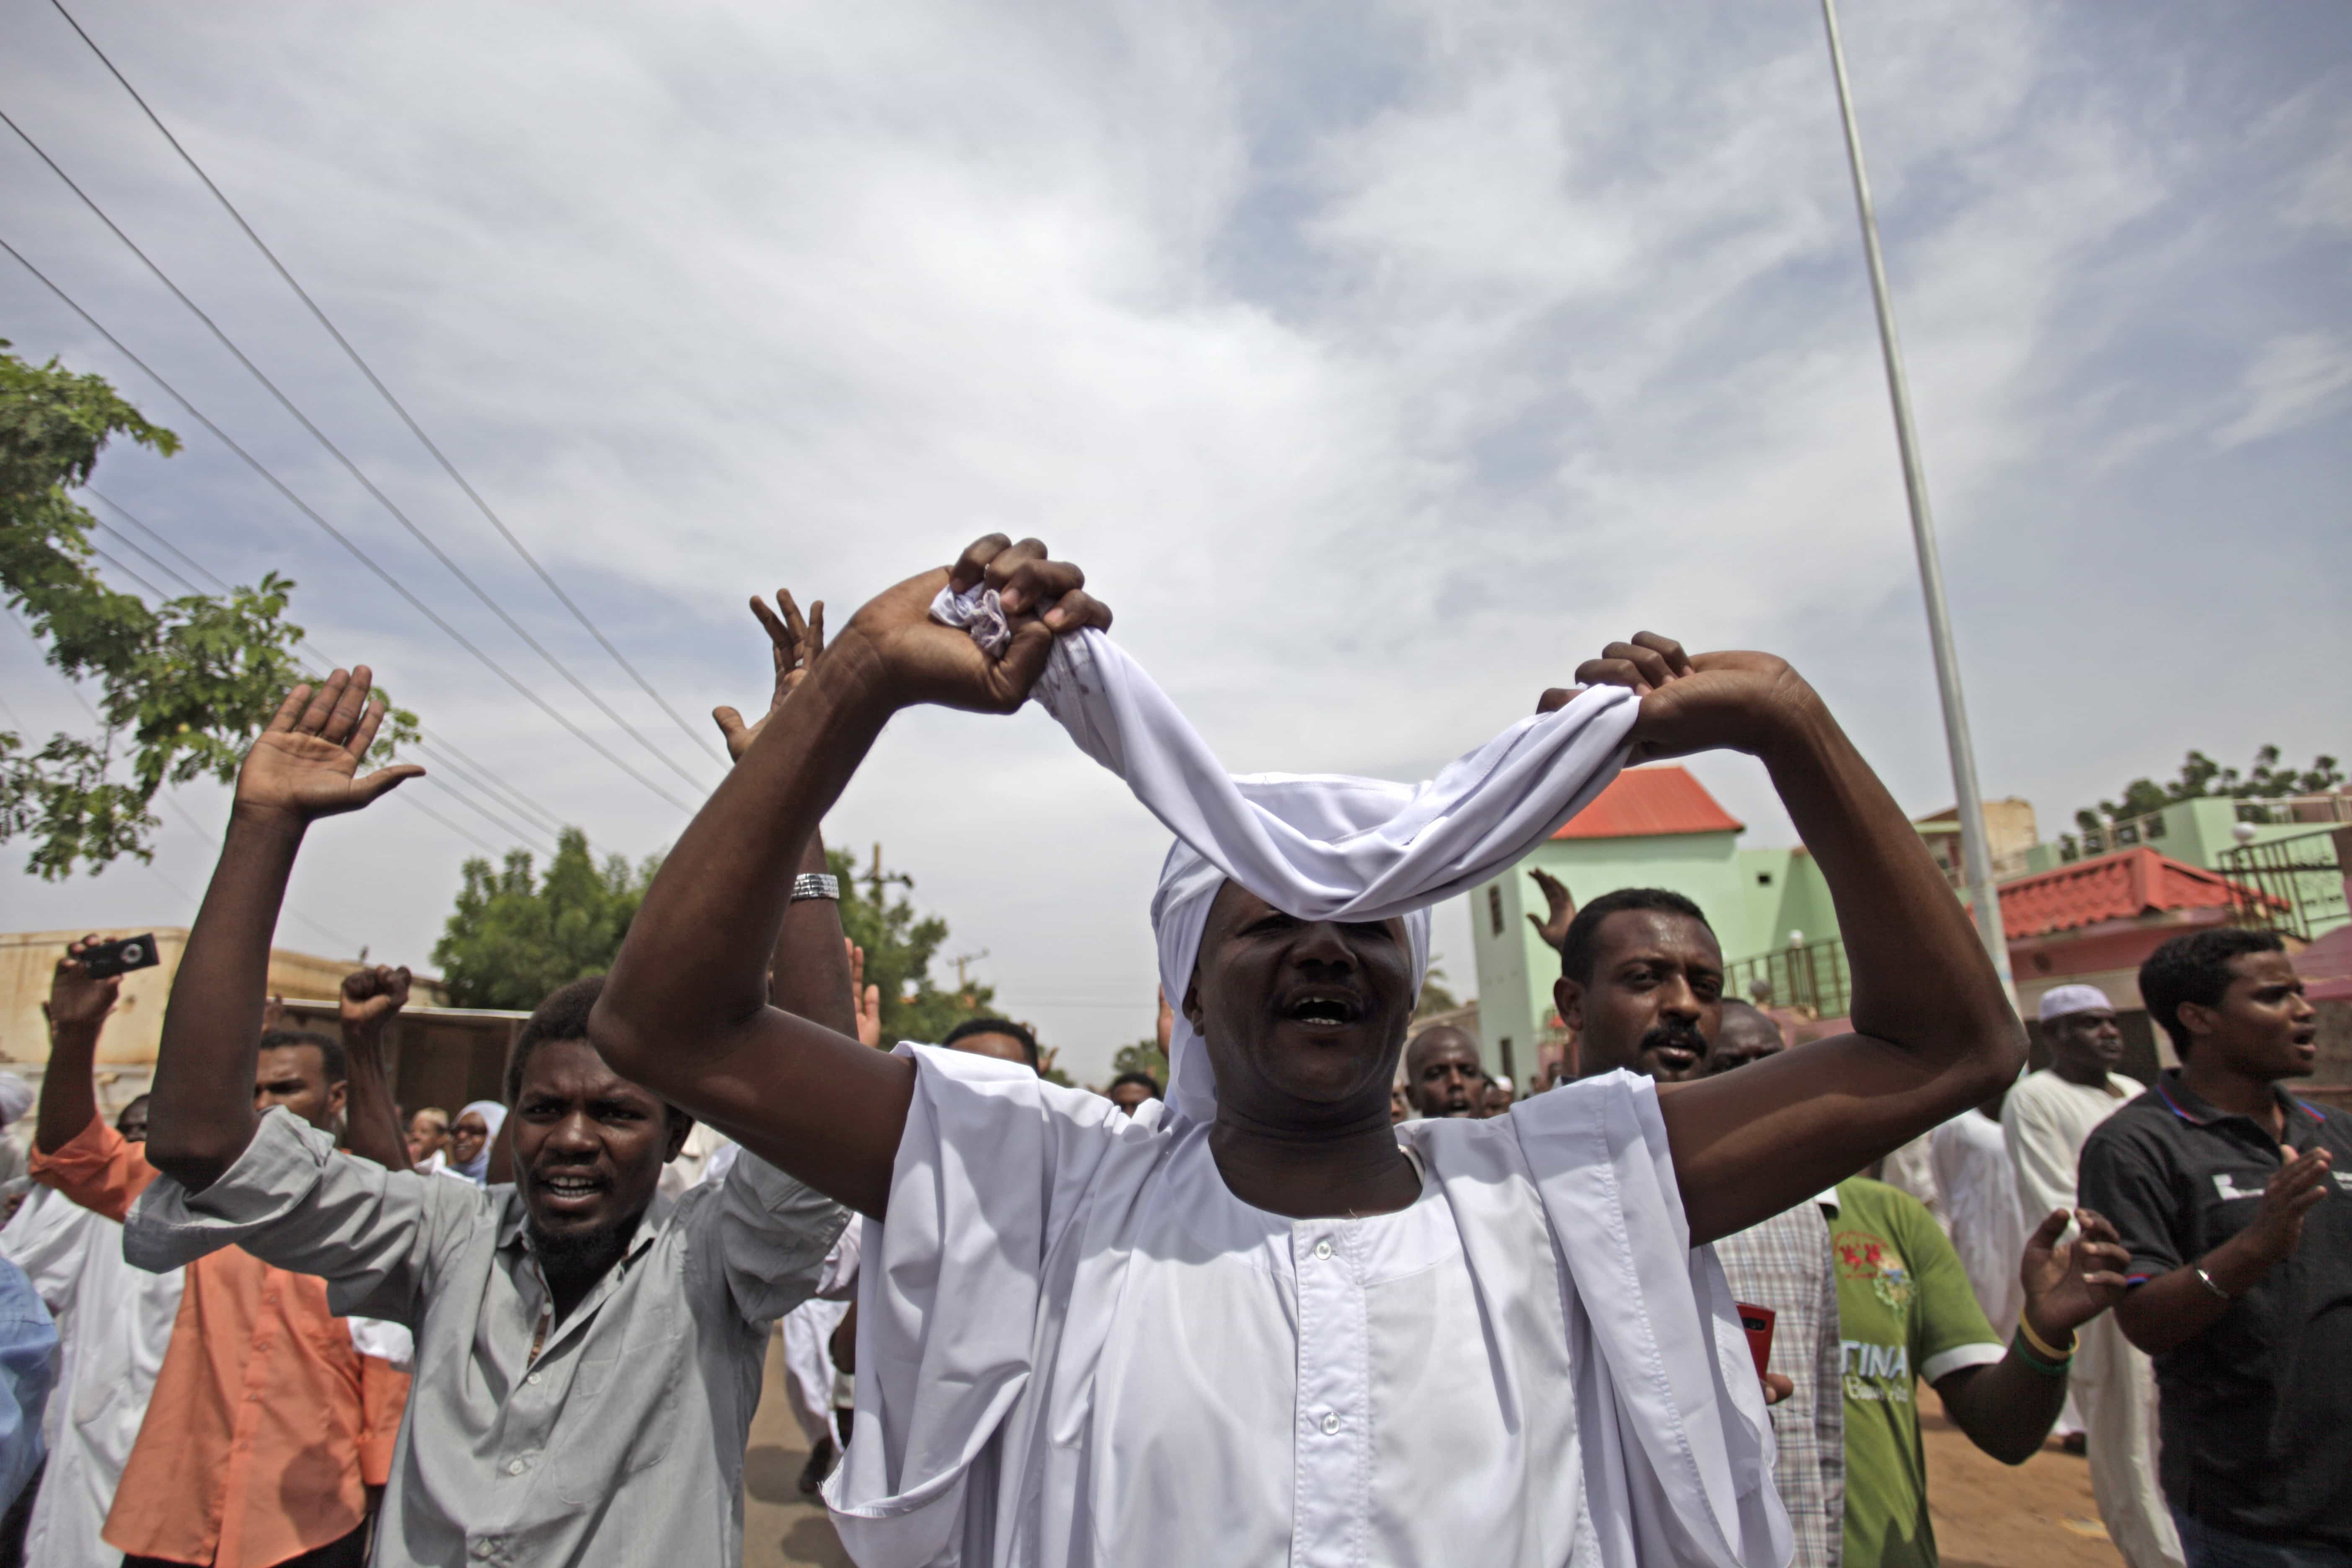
[594,537,2033,1568]
[2006,985,2183,1568]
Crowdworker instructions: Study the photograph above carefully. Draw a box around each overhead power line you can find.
[150,787,370,952]
[83,488,565,858]
[85,542,169,601]
[42,0,726,770]
[0,232,699,814]
[84,490,227,589]
[83,516,549,858]
[1,604,364,947]
[0,106,712,797]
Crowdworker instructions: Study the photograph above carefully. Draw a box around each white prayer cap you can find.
[2037,984,2114,1023]
[1153,776,1436,1127]
[0,1073,29,1124]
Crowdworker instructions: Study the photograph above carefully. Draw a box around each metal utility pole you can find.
[1817,0,2017,995]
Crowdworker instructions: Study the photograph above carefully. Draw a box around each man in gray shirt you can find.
[124,661,851,1567]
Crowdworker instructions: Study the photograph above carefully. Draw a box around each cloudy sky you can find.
[5,0,2347,1082]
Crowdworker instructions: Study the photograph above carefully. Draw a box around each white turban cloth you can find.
[2037,983,2114,1024]
[0,1073,30,1125]
[934,586,1640,1125]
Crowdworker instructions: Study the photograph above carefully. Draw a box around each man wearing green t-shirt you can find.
[1835,1174,2130,1567]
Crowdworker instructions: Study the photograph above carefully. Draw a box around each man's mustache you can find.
[1638,1022,1709,1057]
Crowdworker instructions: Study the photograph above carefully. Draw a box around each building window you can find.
[1488,885,1504,936]
[1757,871,1774,886]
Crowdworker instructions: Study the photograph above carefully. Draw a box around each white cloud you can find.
[3,0,2346,1081]
[2215,330,2352,449]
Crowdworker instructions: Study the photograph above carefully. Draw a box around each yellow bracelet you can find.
[2017,1313,2078,1363]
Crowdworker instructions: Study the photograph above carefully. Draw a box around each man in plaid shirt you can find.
[1569,906,1847,1568]
[1705,1002,1847,1568]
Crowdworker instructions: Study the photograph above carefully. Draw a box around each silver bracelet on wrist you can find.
[2192,1265,2233,1302]
[789,872,841,904]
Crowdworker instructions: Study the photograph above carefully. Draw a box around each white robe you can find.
[825,1047,1786,1568]
[659,1121,737,1202]
[781,1220,864,1449]
[1877,1134,1944,1231]
[2002,1070,2182,1568]
[0,1184,183,1568]
[1928,1110,2024,1336]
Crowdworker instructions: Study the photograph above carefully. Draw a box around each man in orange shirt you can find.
[34,939,412,1568]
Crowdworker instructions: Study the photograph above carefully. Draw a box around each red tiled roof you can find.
[2296,923,2352,985]
[1553,766,1744,840]
[1996,848,2270,941]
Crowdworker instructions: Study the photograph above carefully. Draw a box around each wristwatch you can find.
[790,873,841,904]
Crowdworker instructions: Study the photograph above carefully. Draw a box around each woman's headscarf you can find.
[446,1099,508,1184]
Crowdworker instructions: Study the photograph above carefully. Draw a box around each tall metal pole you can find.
[1818,0,2016,995]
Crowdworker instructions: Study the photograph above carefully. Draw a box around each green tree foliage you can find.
[830,843,999,1045]
[2075,747,2345,834]
[0,343,408,877]
[1413,962,1460,1020]
[433,828,659,1008]
[1110,1038,1169,1086]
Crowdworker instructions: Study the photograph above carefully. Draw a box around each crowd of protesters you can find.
[0,538,2335,1568]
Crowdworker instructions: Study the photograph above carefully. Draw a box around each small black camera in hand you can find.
[83,933,161,979]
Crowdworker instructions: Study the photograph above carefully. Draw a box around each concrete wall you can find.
[1469,870,1541,1084]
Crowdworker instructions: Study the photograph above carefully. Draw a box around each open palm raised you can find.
[236,666,424,823]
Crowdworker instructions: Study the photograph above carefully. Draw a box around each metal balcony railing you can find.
[2234,794,2352,827]
[1728,935,1853,1021]
[2062,810,2170,862]
[2219,827,2350,944]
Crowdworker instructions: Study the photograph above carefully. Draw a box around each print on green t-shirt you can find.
[1833,1178,2003,1568]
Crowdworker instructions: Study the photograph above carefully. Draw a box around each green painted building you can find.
[1468,766,1846,1086]
[1469,771,2349,1086]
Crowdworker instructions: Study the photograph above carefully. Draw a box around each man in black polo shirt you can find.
[2079,928,2349,1567]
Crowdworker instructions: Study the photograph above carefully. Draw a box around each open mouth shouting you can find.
[529,1165,612,1219]
[1281,986,1365,1033]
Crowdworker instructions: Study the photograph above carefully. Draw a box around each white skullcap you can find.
[935,583,1638,1126]
[0,1073,29,1124]
[2037,984,2114,1023]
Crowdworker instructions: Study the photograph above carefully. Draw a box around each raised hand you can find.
[236,667,423,823]
[2244,1146,2333,1265]
[2021,1207,2133,1341]
[715,589,826,762]
[1525,868,1575,952]
[44,936,121,1037]
[847,940,883,1048]
[340,965,413,1032]
[1539,632,1816,762]
[838,535,1112,715]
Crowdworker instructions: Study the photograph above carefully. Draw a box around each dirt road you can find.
[743,1337,854,1568]
[1922,1386,2125,1568]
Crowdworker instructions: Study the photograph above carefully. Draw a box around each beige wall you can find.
[0,927,447,1070]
